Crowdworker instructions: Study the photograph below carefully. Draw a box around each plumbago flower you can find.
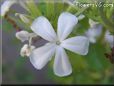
[85,19,114,47]
[30,12,89,77]
[85,19,102,43]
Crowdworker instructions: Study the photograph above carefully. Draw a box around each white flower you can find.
[15,30,37,42]
[30,12,89,77]
[1,0,16,17]
[20,44,35,57]
[105,31,114,48]
[85,19,102,43]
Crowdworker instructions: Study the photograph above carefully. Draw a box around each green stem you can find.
[46,0,54,18]
[97,27,106,43]
[75,7,88,16]
[66,0,79,12]
[66,0,88,16]
[67,6,73,12]
[26,1,42,18]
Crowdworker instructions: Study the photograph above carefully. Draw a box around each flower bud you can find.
[15,13,31,24]
[20,44,35,57]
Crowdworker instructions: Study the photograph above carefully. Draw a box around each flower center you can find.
[56,41,61,45]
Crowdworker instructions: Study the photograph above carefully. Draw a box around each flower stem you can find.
[75,7,88,16]
[4,14,22,32]
[97,27,106,43]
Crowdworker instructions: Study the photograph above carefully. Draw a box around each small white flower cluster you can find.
[85,19,103,43]
[16,12,90,77]
[85,19,114,48]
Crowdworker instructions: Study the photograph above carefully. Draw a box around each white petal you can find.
[86,25,102,37]
[105,31,114,48]
[57,12,78,41]
[54,46,72,77]
[1,0,16,17]
[31,16,57,42]
[15,30,30,42]
[29,43,56,70]
[85,25,102,43]
[61,36,89,55]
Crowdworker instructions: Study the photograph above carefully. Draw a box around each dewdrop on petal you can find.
[20,44,35,57]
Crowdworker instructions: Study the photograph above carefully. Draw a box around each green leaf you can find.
[2,19,13,33]
[46,0,54,18]
[85,43,111,71]
[26,1,42,18]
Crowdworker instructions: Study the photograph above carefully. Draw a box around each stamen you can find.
[56,41,61,45]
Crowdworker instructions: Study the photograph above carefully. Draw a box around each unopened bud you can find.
[15,13,31,24]
[20,44,35,57]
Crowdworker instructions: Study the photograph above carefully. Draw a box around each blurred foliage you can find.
[2,0,114,84]
[2,57,35,83]
[2,19,13,33]
[48,42,114,84]
[2,19,35,83]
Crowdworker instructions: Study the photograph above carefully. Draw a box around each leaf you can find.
[2,19,13,33]
[26,0,42,18]
[85,43,111,71]
[46,0,54,19]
